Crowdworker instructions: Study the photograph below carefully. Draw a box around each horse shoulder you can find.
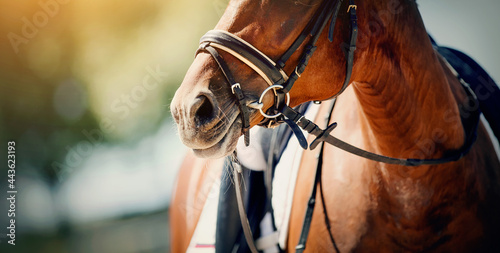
[287,91,375,252]
[170,152,223,252]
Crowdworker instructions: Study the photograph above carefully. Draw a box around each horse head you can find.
[171,0,354,158]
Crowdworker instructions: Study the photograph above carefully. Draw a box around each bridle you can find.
[195,0,480,252]
[197,0,357,148]
[197,0,479,165]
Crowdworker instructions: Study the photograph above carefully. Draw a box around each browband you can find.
[199,30,288,86]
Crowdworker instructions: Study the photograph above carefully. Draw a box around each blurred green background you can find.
[0,0,498,253]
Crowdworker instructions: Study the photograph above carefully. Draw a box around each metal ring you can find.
[258,84,290,118]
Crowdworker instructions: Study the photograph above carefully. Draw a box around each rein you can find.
[195,0,481,251]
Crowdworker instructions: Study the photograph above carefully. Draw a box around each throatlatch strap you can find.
[277,0,339,69]
[328,0,344,42]
[336,0,358,96]
[282,0,340,93]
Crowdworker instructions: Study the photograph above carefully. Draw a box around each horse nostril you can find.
[193,95,216,126]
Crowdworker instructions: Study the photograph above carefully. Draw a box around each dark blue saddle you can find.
[430,36,500,141]
[214,36,500,253]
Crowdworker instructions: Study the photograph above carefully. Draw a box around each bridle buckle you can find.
[231,83,241,94]
[347,4,357,13]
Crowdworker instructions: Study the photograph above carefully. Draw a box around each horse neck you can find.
[349,0,465,165]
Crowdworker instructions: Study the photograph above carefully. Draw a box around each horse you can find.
[170,0,500,252]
